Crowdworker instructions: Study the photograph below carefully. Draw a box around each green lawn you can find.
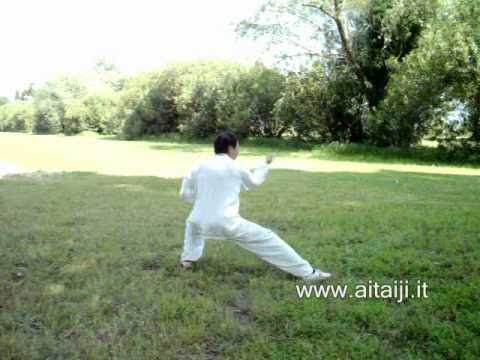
[1,133,479,359]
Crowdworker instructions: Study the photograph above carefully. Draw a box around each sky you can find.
[0,0,269,99]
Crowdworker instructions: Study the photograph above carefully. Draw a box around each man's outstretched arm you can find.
[240,154,275,191]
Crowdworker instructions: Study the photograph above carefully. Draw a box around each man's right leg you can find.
[180,221,205,263]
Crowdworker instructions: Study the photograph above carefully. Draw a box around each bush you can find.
[0,102,35,132]
[216,62,286,138]
[0,96,9,107]
[274,64,365,143]
[176,61,241,138]
[3,61,288,141]
[178,75,222,138]
[83,92,120,134]
[367,0,480,148]
[119,68,180,140]
[31,85,65,134]
[177,61,285,139]
[33,99,63,134]
[63,101,88,135]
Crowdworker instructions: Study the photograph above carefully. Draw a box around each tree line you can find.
[0,0,478,156]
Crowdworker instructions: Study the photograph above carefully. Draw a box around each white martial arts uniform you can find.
[179,153,314,278]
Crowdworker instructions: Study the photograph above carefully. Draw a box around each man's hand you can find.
[266,154,275,164]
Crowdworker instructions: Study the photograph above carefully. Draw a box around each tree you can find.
[31,76,89,134]
[83,91,120,134]
[32,86,64,134]
[0,96,9,107]
[119,66,182,139]
[94,59,126,91]
[370,0,480,147]
[15,83,35,101]
[0,102,35,132]
[176,61,244,138]
[215,62,286,138]
[237,1,372,97]
[63,100,88,135]
[275,62,364,142]
[238,0,441,144]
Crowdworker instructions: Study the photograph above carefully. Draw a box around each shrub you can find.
[83,92,120,134]
[63,100,88,135]
[0,102,35,132]
[274,64,365,143]
[119,69,180,140]
[31,85,65,134]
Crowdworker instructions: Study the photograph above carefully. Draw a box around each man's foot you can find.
[302,268,332,282]
[180,260,195,269]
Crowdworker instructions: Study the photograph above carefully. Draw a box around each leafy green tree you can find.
[32,86,64,134]
[94,59,126,91]
[14,83,35,101]
[0,102,35,132]
[238,0,440,143]
[370,0,480,147]
[275,63,365,142]
[174,61,286,139]
[32,76,88,134]
[0,96,9,107]
[217,63,286,137]
[83,92,120,134]
[175,61,244,138]
[119,67,181,139]
[63,100,88,135]
[237,1,373,99]
[351,0,438,107]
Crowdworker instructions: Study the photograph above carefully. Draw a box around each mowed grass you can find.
[1,133,480,359]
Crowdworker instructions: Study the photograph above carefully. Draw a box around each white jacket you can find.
[180,153,269,225]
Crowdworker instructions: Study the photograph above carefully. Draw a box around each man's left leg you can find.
[227,218,314,278]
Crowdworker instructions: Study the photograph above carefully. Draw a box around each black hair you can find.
[214,132,238,154]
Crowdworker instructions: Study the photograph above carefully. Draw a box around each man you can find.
[179,132,331,281]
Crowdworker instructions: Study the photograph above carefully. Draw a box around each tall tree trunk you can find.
[304,1,372,102]
[332,0,371,96]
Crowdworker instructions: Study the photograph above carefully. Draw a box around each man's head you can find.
[214,132,239,160]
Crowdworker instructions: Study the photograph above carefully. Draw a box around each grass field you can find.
[1,132,479,359]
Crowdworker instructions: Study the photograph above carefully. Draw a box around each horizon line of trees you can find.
[0,0,479,157]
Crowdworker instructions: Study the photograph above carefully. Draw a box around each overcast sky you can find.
[0,0,269,98]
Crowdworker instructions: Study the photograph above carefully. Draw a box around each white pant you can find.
[180,217,314,278]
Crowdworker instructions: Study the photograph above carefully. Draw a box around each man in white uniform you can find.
[179,132,331,281]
